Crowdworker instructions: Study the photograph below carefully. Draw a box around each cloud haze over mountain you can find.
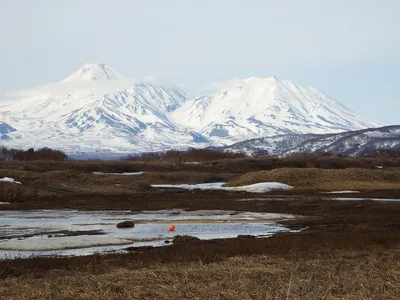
[0,0,398,124]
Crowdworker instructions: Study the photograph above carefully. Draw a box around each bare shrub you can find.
[0,147,67,161]
[121,148,247,162]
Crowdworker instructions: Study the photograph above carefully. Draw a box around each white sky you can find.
[0,0,399,123]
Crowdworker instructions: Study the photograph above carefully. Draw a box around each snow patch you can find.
[324,190,361,194]
[152,182,225,191]
[151,182,293,193]
[224,182,293,193]
[92,172,144,176]
[0,177,22,184]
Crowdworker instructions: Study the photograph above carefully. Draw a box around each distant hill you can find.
[223,125,400,157]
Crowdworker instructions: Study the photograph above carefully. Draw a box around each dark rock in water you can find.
[116,221,135,228]
[164,240,171,244]
[203,177,228,183]
[172,235,200,244]
[237,235,256,239]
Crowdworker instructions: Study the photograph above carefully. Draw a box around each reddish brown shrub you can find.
[0,147,67,161]
[121,148,247,162]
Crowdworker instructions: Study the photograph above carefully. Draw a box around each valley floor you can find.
[0,158,399,299]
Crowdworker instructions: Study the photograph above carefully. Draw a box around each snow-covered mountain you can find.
[223,125,400,157]
[171,77,385,143]
[0,63,388,156]
[0,63,208,154]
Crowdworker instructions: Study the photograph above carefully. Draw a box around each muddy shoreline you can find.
[1,187,399,212]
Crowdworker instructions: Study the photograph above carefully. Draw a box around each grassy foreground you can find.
[1,248,398,300]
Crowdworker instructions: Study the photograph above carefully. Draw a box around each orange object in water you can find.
[169,224,175,231]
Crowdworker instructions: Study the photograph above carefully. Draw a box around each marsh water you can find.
[238,197,400,202]
[0,209,296,260]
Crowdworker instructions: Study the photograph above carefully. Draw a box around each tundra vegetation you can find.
[0,147,399,299]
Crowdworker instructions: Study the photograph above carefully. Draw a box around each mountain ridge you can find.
[171,76,384,143]
[0,63,389,156]
[223,125,400,157]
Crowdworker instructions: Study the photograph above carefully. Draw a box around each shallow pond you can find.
[0,209,296,260]
[329,197,400,202]
[238,197,400,202]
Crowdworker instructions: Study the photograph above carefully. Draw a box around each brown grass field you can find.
[227,167,400,191]
[0,158,399,299]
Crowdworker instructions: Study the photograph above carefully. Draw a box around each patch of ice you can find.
[0,177,22,184]
[151,182,293,193]
[224,182,293,193]
[330,197,400,202]
[0,202,11,205]
[0,209,299,259]
[0,235,133,251]
[151,182,225,191]
[324,190,361,194]
[92,172,144,176]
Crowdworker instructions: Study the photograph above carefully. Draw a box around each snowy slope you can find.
[0,64,388,156]
[61,63,129,82]
[171,77,385,143]
[224,126,400,157]
[0,121,16,140]
[0,121,16,135]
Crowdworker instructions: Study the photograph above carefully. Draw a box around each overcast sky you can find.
[0,0,398,123]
